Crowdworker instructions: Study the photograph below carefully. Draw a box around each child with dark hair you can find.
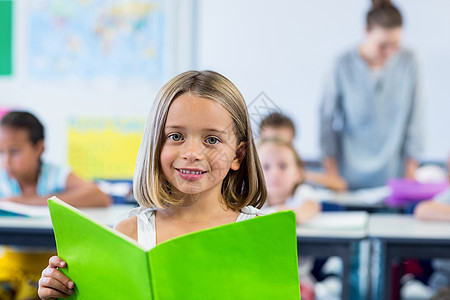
[0,111,110,299]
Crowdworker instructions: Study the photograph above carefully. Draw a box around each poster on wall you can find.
[68,117,145,180]
[26,0,166,82]
[0,0,12,75]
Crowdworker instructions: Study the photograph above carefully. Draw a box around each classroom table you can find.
[0,204,135,247]
[368,214,450,300]
[297,212,368,300]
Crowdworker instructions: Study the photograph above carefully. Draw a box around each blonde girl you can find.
[38,70,267,299]
[258,138,320,224]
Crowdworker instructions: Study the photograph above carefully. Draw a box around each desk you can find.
[297,212,368,300]
[0,204,135,247]
[368,214,450,300]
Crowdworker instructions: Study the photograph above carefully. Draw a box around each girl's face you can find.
[258,143,302,205]
[0,126,43,180]
[365,25,402,65]
[160,93,244,200]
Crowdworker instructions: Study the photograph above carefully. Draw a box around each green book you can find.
[48,197,301,300]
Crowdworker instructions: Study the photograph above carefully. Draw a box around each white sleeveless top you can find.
[127,206,262,251]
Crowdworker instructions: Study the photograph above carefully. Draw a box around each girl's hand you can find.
[38,256,75,299]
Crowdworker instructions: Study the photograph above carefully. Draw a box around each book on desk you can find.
[0,201,49,217]
[301,211,369,230]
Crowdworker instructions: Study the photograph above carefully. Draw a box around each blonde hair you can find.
[258,138,305,195]
[133,70,266,210]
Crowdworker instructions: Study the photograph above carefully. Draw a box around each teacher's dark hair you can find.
[0,111,44,145]
[367,0,403,30]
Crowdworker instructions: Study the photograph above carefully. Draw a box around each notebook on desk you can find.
[0,201,49,218]
[301,211,369,230]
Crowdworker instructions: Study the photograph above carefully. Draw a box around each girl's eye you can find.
[279,163,287,170]
[10,149,20,155]
[168,133,183,142]
[205,137,220,145]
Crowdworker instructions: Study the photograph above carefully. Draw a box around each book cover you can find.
[48,197,301,300]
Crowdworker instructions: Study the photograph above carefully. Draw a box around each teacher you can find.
[319,0,424,190]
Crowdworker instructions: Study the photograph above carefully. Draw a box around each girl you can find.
[0,111,111,206]
[258,138,320,300]
[320,0,423,190]
[258,112,347,192]
[38,70,267,299]
[0,111,111,300]
[258,138,320,224]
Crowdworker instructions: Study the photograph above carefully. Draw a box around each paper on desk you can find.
[301,211,369,230]
[0,201,50,218]
[316,186,391,205]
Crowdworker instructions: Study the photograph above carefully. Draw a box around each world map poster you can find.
[27,0,166,81]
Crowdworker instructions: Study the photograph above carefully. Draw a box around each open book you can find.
[48,197,301,300]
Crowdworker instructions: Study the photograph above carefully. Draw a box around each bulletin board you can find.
[68,117,145,180]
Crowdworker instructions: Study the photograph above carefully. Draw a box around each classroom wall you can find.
[196,0,450,161]
[1,0,196,167]
[1,0,449,172]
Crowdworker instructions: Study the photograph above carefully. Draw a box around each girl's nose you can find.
[270,167,281,177]
[181,139,203,162]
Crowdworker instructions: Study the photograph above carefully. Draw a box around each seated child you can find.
[414,187,450,293]
[259,112,347,191]
[0,111,111,300]
[258,138,320,300]
[257,138,320,223]
[414,156,450,295]
[38,70,268,299]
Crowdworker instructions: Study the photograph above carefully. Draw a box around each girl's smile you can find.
[175,168,207,181]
